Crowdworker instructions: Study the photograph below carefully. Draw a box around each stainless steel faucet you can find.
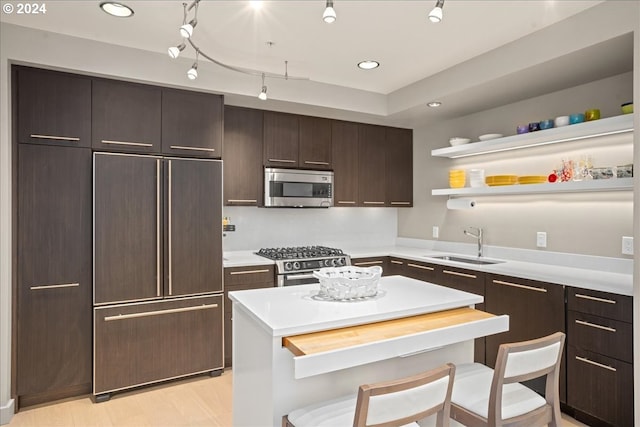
[464,227,483,258]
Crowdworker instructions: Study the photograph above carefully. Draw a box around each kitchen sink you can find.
[425,255,505,265]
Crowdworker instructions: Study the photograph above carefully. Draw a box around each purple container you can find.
[516,125,529,135]
[528,122,540,132]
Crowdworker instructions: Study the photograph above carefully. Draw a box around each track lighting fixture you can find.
[258,74,268,100]
[180,18,197,38]
[168,42,186,59]
[323,0,336,24]
[187,51,199,80]
[428,0,444,23]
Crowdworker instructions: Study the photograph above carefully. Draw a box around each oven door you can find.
[278,272,319,287]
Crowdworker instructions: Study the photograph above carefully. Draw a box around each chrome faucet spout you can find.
[464,227,484,258]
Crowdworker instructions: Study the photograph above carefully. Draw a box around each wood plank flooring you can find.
[7,370,587,426]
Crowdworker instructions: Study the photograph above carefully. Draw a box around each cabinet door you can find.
[94,295,223,395]
[331,121,359,206]
[357,124,386,206]
[166,158,223,296]
[263,111,299,167]
[17,66,91,147]
[17,145,92,405]
[299,116,332,170]
[485,274,566,400]
[161,89,223,158]
[92,78,161,153]
[385,127,413,207]
[94,153,162,304]
[223,106,263,206]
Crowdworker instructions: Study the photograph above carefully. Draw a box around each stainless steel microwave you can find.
[264,168,333,208]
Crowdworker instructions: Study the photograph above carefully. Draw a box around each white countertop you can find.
[224,243,633,296]
[228,275,483,337]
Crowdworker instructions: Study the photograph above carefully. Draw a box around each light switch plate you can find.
[536,232,547,248]
[622,236,634,255]
[432,226,439,239]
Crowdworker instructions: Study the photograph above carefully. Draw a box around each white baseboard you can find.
[0,398,15,425]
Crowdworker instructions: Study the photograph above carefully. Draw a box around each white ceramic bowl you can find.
[313,266,382,300]
[478,133,503,141]
[555,116,570,127]
[449,137,471,146]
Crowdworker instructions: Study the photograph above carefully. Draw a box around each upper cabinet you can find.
[331,121,359,206]
[223,106,264,206]
[263,111,299,167]
[299,116,332,169]
[17,67,91,148]
[357,124,387,206]
[385,127,413,207]
[92,78,162,153]
[161,88,223,158]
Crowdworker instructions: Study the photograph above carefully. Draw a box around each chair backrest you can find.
[489,332,565,422]
[353,363,455,427]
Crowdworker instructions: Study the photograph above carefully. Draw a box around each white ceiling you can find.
[2,0,604,95]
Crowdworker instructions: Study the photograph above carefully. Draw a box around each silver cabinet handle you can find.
[156,159,161,297]
[390,260,404,265]
[408,263,434,271]
[169,145,216,152]
[104,303,218,321]
[575,293,616,304]
[390,201,411,205]
[337,201,356,205]
[30,134,80,142]
[304,161,330,166]
[363,201,385,205]
[229,269,271,275]
[30,282,79,290]
[227,199,258,204]
[268,159,296,163]
[284,273,316,280]
[492,279,546,293]
[168,160,173,296]
[353,260,384,266]
[575,319,616,333]
[444,270,477,279]
[101,140,153,147]
[575,356,616,372]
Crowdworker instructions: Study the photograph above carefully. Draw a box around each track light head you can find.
[428,0,444,23]
[168,43,186,59]
[180,19,197,38]
[323,0,336,23]
[187,63,198,80]
[258,86,268,101]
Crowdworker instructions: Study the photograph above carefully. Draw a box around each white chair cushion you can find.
[451,363,547,420]
[287,393,419,427]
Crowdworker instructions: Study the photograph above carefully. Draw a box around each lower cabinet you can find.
[224,266,275,367]
[93,295,223,398]
[351,257,389,274]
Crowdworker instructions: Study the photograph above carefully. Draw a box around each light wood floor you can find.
[8,370,587,426]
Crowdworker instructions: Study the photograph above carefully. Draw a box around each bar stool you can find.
[283,363,456,427]
[450,332,565,427]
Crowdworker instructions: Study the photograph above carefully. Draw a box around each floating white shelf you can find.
[432,178,634,197]
[431,114,634,159]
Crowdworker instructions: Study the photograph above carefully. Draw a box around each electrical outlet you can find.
[536,232,547,248]
[432,226,439,239]
[622,236,634,255]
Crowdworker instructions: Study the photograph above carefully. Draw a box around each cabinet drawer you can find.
[568,311,632,363]
[351,257,389,275]
[224,265,275,287]
[437,266,484,296]
[404,259,437,282]
[567,287,632,323]
[94,295,223,395]
[567,346,633,427]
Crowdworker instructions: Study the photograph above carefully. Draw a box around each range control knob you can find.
[324,259,332,267]
[293,261,301,270]
[335,257,345,266]
[284,262,292,271]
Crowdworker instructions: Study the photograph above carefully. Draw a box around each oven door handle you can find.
[284,273,317,280]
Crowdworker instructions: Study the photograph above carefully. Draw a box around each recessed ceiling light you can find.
[357,60,380,70]
[427,101,442,108]
[100,2,134,17]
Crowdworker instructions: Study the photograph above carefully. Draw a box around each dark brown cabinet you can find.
[566,287,633,427]
[223,266,275,367]
[485,274,566,401]
[331,120,359,206]
[94,295,223,396]
[351,257,389,275]
[403,259,438,283]
[16,144,92,407]
[299,116,332,169]
[357,124,387,206]
[16,66,91,148]
[161,88,223,158]
[92,78,161,153]
[385,127,413,207]
[263,111,299,167]
[223,106,264,206]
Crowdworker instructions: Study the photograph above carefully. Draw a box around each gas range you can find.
[256,246,351,286]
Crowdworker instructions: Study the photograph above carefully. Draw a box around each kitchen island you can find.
[229,275,509,426]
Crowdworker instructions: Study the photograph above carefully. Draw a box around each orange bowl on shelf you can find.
[485,175,518,186]
[517,175,547,185]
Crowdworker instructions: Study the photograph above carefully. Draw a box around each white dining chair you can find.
[283,363,456,427]
[450,332,565,427]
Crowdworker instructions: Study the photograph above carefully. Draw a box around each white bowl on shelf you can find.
[449,137,471,146]
[478,133,503,141]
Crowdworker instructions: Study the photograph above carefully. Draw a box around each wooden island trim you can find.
[282,307,495,356]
